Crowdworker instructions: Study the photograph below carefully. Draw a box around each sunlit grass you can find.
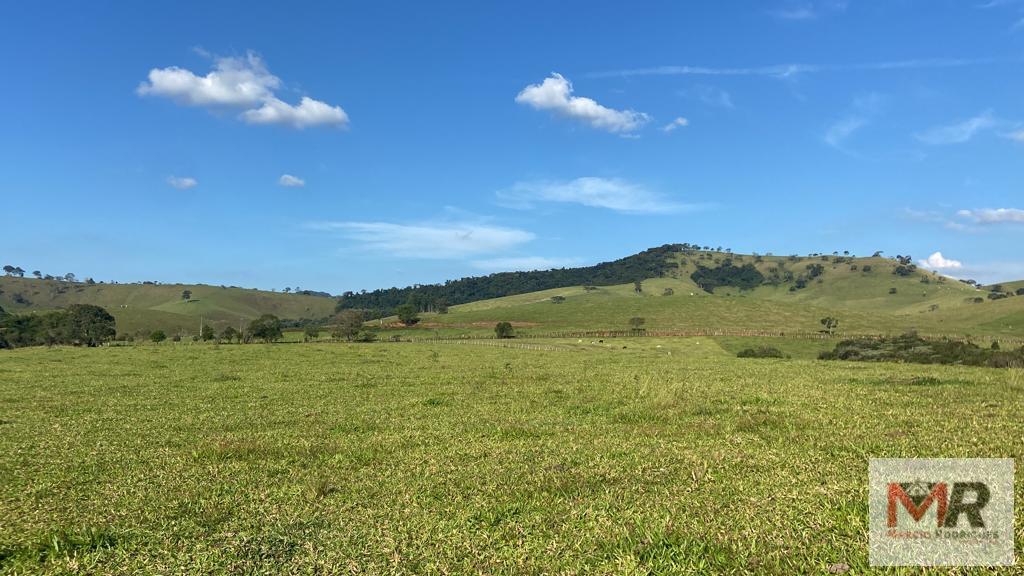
[1,342,1021,573]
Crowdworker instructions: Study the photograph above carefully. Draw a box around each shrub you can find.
[150,330,167,343]
[352,330,377,343]
[819,333,1024,368]
[494,322,515,339]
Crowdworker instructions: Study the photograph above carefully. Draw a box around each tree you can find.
[395,304,420,326]
[283,287,291,293]
[150,330,167,343]
[64,273,75,283]
[63,304,116,346]
[2,265,14,276]
[495,321,515,339]
[820,317,839,335]
[332,310,366,341]
[634,280,643,294]
[662,288,674,296]
[200,324,215,341]
[550,295,566,304]
[32,270,41,279]
[889,287,898,295]
[181,290,192,301]
[13,267,24,277]
[220,326,240,343]
[303,325,320,342]
[248,314,283,343]
[629,317,646,333]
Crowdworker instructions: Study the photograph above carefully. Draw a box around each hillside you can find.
[0,278,336,336]
[379,250,1024,339]
[3,246,1023,339]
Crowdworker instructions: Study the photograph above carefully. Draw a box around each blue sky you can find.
[2,0,1024,292]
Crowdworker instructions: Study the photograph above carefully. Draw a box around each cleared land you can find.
[2,341,1022,573]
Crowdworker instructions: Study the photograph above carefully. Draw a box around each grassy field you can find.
[2,341,1022,574]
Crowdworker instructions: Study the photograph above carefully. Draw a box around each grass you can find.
[1,341,1022,573]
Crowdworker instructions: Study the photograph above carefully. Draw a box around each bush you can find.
[737,346,785,359]
[494,322,515,339]
[352,330,377,343]
[818,333,1024,368]
[150,330,167,343]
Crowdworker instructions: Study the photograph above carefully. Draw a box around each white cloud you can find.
[310,221,535,259]
[1007,129,1024,142]
[497,177,695,215]
[661,117,690,132]
[957,208,1024,224]
[137,53,278,107]
[683,85,735,109]
[589,58,988,80]
[824,93,883,151]
[278,174,305,187]
[138,52,348,129]
[824,117,867,149]
[918,251,963,270]
[470,256,583,272]
[515,73,650,133]
[769,0,847,20]
[166,176,198,190]
[915,111,996,145]
[242,96,348,129]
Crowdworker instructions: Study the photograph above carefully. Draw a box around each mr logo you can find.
[887,481,991,528]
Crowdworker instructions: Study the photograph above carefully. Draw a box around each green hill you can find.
[0,278,335,337]
[379,250,1024,339]
[3,247,1023,340]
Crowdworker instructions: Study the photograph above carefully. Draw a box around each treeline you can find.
[335,244,686,315]
[819,333,1024,368]
[0,304,116,349]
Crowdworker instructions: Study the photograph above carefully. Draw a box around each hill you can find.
[377,249,1024,339]
[0,278,336,337]
[3,246,1023,339]
[335,244,684,313]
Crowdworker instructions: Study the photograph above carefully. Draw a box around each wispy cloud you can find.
[915,111,997,145]
[682,85,735,109]
[515,73,649,134]
[957,208,1024,224]
[309,220,535,259]
[167,176,198,190]
[918,251,963,270]
[497,177,698,215]
[138,51,349,129]
[824,93,884,152]
[470,256,583,272]
[278,174,305,188]
[588,58,993,80]
[661,117,689,132]
[769,0,848,20]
